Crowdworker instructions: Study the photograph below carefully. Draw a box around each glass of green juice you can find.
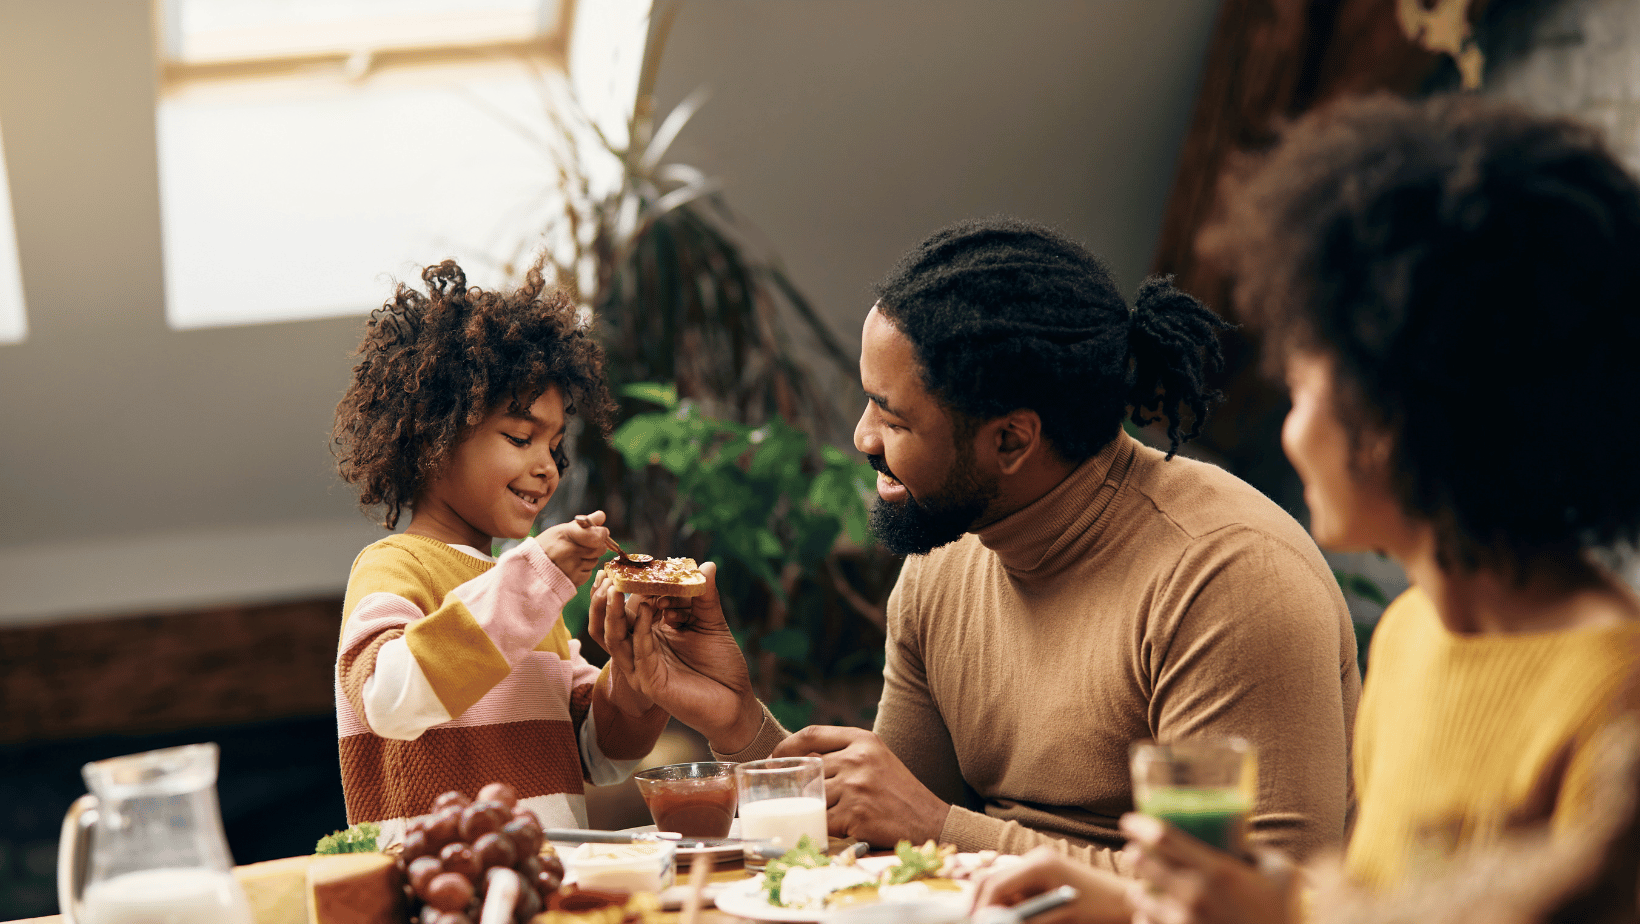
[1129,738,1257,853]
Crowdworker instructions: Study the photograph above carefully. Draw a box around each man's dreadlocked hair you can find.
[873,216,1230,462]
[331,258,616,530]
[1200,92,1640,568]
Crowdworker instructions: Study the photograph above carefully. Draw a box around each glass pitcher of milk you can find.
[57,742,254,924]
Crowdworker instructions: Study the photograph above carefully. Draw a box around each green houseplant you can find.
[609,383,883,728]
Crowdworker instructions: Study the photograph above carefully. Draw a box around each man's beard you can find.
[868,450,998,556]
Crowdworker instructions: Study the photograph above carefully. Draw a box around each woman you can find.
[974,92,1640,924]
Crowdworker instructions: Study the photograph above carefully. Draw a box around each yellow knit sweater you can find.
[336,534,666,826]
[1345,586,1640,889]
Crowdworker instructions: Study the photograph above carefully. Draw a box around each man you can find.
[599,216,1359,899]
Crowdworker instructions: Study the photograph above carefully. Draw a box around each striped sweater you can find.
[1346,586,1640,889]
[335,533,666,833]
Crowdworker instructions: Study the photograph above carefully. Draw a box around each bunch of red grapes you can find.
[396,782,564,924]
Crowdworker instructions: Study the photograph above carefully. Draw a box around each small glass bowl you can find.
[632,761,739,839]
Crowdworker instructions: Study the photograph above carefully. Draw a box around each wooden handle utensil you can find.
[574,515,655,567]
[679,853,712,924]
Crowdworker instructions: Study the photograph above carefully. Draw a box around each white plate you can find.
[713,855,1001,922]
[716,877,833,922]
[619,822,745,859]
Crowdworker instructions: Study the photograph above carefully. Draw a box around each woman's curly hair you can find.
[332,259,617,529]
[1199,92,1640,568]
[874,216,1230,461]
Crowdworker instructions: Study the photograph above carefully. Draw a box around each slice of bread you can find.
[603,557,708,597]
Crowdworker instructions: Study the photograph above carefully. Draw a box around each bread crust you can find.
[603,558,708,597]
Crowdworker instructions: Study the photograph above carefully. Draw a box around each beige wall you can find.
[1486,0,1640,168]
[651,1,1219,368]
[0,0,1218,625]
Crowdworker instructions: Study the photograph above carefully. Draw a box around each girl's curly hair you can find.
[331,259,617,529]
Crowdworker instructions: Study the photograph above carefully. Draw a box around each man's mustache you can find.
[867,454,896,481]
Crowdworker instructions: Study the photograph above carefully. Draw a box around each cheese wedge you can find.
[306,853,404,924]
[234,856,317,924]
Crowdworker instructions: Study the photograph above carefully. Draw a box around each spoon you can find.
[574,515,656,568]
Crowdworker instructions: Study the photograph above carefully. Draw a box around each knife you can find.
[544,828,790,860]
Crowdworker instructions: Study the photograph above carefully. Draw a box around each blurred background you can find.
[2,0,1636,916]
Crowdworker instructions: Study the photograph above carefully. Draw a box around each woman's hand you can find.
[536,510,609,587]
[969,846,1130,924]
[1121,813,1298,924]
[590,562,764,753]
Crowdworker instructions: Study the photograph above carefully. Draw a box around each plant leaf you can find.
[760,628,810,661]
[620,381,678,408]
[769,698,816,735]
[639,86,711,176]
[1334,570,1389,607]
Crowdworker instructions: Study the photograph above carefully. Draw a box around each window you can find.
[161,0,564,71]
[0,120,25,345]
[154,0,605,330]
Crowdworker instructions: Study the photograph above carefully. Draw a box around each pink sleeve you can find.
[446,539,579,664]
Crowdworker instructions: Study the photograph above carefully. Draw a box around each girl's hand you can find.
[536,510,610,587]
[969,846,1130,924]
[591,561,763,753]
[1120,813,1297,924]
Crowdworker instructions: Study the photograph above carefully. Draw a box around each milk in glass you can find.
[738,795,828,848]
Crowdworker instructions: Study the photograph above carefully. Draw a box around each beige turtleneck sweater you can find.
[876,432,1360,870]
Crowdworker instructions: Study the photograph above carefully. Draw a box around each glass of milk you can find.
[733,756,827,871]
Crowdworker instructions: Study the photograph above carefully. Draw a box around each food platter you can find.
[714,854,1008,922]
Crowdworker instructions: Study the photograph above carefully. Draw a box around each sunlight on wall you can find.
[567,0,651,152]
[0,120,26,345]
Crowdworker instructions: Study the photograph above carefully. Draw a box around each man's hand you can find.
[536,510,609,587]
[771,726,950,847]
[1120,813,1297,924]
[969,845,1131,924]
[595,642,656,718]
[591,562,763,753]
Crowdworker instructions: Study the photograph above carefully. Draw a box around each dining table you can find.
[7,840,885,924]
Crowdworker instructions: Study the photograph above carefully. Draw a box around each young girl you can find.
[330,259,669,838]
[973,94,1640,923]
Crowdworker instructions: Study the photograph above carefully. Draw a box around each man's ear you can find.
[990,410,1042,475]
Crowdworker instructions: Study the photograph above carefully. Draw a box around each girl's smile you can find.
[406,386,568,549]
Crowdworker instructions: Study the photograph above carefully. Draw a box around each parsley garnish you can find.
[884,840,943,884]
[761,835,829,906]
[314,821,380,855]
